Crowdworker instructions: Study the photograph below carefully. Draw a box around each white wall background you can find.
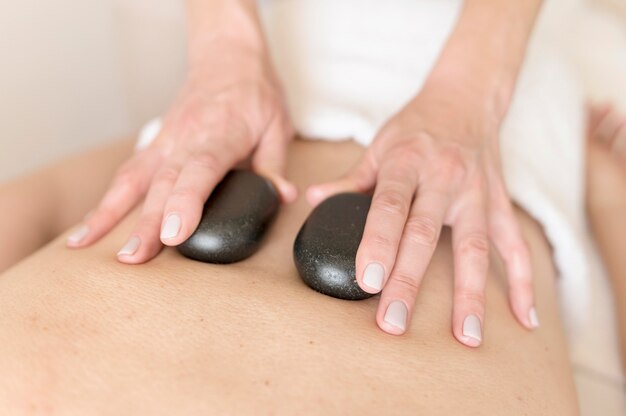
[0,0,187,181]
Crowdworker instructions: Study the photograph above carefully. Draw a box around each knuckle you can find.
[189,152,222,174]
[114,168,141,194]
[169,187,204,207]
[390,271,421,294]
[437,150,467,184]
[373,189,410,216]
[455,290,486,307]
[389,146,421,166]
[138,211,163,228]
[154,166,180,185]
[368,232,393,249]
[458,233,490,259]
[404,215,440,248]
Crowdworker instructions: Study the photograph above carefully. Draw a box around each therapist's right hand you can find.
[66,41,296,263]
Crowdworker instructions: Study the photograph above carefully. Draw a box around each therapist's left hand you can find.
[306,83,538,347]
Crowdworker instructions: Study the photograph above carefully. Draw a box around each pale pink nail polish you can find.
[161,214,181,240]
[384,301,408,331]
[363,262,385,291]
[462,315,482,344]
[117,236,141,257]
[67,225,89,245]
[529,307,540,328]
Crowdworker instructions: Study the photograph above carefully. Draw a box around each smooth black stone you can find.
[293,192,374,300]
[177,170,279,264]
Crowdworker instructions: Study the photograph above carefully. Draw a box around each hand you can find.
[307,85,538,347]
[67,41,297,263]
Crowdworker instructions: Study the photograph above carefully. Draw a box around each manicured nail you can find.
[117,236,141,257]
[462,315,482,344]
[67,225,89,245]
[161,214,181,240]
[363,262,385,291]
[529,307,540,328]
[383,301,408,331]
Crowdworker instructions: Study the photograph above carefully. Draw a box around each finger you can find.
[67,149,161,248]
[117,158,185,263]
[488,180,537,329]
[587,102,612,137]
[306,150,378,206]
[451,187,490,348]
[376,182,450,335]
[595,108,625,144]
[252,113,298,203]
[355,159,419,295]
[159,134,248,246]
[613,124,626,159]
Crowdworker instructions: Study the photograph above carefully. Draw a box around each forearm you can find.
[420,0,543,127]
[590,205,626,370]
[185,0,268,65]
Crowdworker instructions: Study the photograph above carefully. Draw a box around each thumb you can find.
[252,113,298,203]
[305,149,378,207]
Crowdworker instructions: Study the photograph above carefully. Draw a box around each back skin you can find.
[0,138,578,415]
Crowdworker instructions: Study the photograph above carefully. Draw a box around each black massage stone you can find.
[294,192,374,300]
[177,170,279,264]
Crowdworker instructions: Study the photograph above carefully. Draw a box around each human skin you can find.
[64,0,545,348]
[308,0,545,346]
[66,0,296,262]
[0,138,578,415]
[586,104,626,372]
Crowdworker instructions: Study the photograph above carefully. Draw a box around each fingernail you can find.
[161,214,181,240]
[363,262,385,291]
[383,301,408,331]
[67,225,89,245]
[117,236,141,257]
[462,315,482,344]
[529,307,540,328]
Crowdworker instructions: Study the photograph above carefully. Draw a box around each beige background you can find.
[0,0,187,181]
[0,0,625,414]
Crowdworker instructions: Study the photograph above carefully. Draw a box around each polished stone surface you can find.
[293,192,374,300]
[177,170,279,264]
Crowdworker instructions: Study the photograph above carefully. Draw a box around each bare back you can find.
[0,139,578,415]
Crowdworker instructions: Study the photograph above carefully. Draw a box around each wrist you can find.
[423,53,516,127]
[410,74,504,145]
[186,0,268,67]
[418,0,543,127]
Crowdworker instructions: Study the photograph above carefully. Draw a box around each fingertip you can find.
[66,224,91,248]
[360,262,385,294]
[455,314,483,348]
[513,303,540,330]
[275,179,299,204]
[117,235,163,264]
[117,235,141,259]
[159,213,183,246]
[456,334,482,348]
[378,300,409,335]
[305,185,327,207]
[529,307,540,329]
